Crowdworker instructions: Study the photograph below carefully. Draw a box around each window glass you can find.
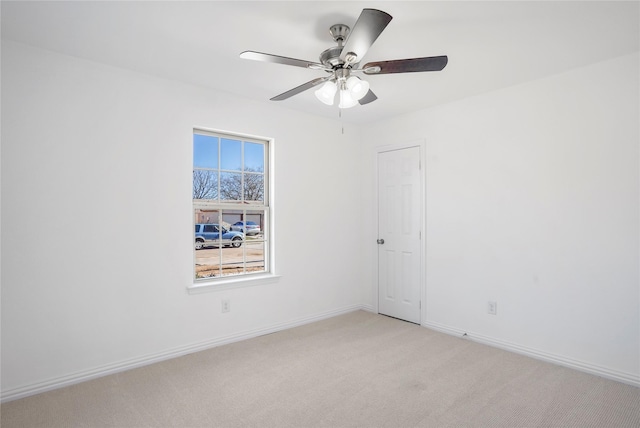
[244,173,264,202]
[193,170,218,200]
[220,172,242,201]
[193,134,218,169]
[244,142,264,172]
[220,138,242,171]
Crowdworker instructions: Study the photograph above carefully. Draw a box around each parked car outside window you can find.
[230,221,261,235]
[195,224,244,250]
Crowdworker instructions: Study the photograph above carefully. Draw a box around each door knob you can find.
[377,238,385,244]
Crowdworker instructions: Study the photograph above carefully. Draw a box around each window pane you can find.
[193,170,218,200]
[229,209,264,235]
[195,251,219,279]
[195,209,221,226]
[220,210,241,229]
[244,209,266,274]
[195,212,222,279]
[220,248,245,277]
[220,138,242,171]
[193,134,218,169]
[220,172,242,201]
[244,173,264,202]
[245,239,266,274]
[244,142,264,172]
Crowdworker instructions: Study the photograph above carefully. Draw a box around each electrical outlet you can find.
[221,299,230,313]
[488,301,497,315]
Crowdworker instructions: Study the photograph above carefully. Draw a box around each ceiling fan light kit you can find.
[240,8,448,109]
[339,87,358,109]
[314,73,370,107]
[346,76,370,99]
[315,81,337,105]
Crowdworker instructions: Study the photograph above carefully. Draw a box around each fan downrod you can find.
[320,24,351,69]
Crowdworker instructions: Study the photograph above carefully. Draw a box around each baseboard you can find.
[1,304,366,403]
[423,320,640,388]
[360,304,375,313]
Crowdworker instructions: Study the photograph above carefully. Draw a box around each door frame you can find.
[373,140,426,324]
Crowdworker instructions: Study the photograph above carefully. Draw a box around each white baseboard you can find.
[1,304,366,403]
[423,320,640,388]
[360,304,376,313]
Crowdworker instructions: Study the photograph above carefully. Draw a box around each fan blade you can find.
[363,56,448,74]
[270,76,332,101]
[358,89,378,105]
[240,51,327,70]
[340,9,392,64]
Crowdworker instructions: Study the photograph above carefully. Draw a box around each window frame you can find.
[189,128,278,294]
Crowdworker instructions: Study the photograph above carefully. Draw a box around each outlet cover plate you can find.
[488,301,497,315]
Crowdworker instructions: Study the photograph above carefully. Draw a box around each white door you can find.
[377,146,422,324]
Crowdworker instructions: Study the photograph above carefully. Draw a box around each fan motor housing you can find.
[319,46,344,68]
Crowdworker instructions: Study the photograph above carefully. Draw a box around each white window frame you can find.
[188,128,278,294]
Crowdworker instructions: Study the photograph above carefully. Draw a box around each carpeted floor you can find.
[2,310,639,427]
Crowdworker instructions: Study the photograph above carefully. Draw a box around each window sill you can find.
[187,273,281,294]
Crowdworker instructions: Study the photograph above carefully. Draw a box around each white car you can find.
[230,221,261,235]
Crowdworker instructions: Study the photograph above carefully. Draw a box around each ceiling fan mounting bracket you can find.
[329,24,350,43]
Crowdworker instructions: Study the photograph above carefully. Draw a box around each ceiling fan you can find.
[240,8,448,109]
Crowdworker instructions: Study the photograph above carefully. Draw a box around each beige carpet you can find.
[2,311,639,427]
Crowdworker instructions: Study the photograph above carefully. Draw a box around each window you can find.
[193,129,271,284]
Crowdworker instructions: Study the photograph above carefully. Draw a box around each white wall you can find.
[361,52,639,384]
[1,41,364,398]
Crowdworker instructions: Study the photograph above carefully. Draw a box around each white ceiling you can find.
[2,1,638,124]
